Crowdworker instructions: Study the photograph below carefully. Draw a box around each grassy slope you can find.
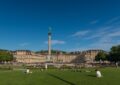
[0,68,119,85]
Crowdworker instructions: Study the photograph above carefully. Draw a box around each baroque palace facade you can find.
[11,29,104,65]
[12,50,103,64]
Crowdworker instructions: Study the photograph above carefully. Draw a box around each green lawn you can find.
[0,68,120,85]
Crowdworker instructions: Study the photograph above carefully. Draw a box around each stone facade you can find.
[13,50,46,64]
[78,50,103,63]
[52,54,77,63]
[12,50,103,64]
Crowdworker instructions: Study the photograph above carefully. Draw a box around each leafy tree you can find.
[95,51,107,61]
[36,50,67,54]
[109,45,120,62]
[0,50,13,62]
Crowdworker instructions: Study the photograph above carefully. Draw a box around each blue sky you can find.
[0,0,120,51]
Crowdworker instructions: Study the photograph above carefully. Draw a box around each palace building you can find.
[12,49,103,64]
[13,50,46,64]
[12,29,103,65]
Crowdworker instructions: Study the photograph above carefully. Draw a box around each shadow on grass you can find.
[48,73,76,85]
[87,74,96,77]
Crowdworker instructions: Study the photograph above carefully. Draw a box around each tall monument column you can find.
[48,27,52,61]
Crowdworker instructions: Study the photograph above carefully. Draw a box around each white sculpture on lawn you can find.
[96,69,102,78]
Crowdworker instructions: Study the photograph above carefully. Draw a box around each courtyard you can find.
[0,67,119,85]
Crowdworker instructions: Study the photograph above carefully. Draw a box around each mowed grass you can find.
[0,68,120,85]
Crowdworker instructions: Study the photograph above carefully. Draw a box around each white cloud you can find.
[19,43,30,47]
[86,28,120,50]
[85,31,106,40]
[89,39,120,51]
[106,16,120,25]
[71,22,120,51]
[85,26,113,40]
[108,31,120,37]
[90,20,99,24]
[67,18,120,51]
[72,30,90,37]
[45,40,66,45]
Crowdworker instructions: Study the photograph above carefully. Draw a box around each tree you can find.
[0,50,13,62]
[109,45,120,62]
[95,52,107,61]
[36,50,67,54]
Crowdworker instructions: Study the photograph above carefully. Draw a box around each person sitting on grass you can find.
[95,69,102,78]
